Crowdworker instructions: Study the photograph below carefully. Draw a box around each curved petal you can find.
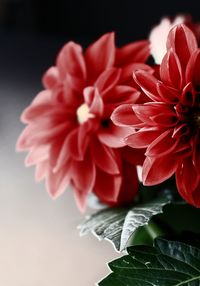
[160,49,183,89]
[133,70,162,102]
[25,146,49,167]
[98,122,134,148]
[176,157,199,205]
[85,32,115,83]
[35,160,48,182]
[111,104,142,127]
[93,168,122,204]
[42,66,60,89]
[166,24,198,70]
[71,151,96,192]
[157,82,179,104]
[94,68,121,95]
[56,41,86,80]
[145,130,179,157]
[46,164,71,199]
[125,128,162,149]
[91,137,120,175]
[116,40,150,66]
[186,49,200,89]
[142,156,178,185]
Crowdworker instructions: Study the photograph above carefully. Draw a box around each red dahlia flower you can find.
[17,33,149,211]
[112,24,200,207]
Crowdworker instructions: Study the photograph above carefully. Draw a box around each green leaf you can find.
[78,197,169,251]
[99,238,200,286]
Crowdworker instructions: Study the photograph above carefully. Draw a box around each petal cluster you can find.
[112,24,200,207]
[17,33,149,211]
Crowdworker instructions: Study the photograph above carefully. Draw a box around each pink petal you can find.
[166,24,198,70]
[72,185,89,213]
[160,49,183,89]
[71,151,96,192]
[111,104,142,127]
[120,63,153,84]
[56,41,86,80]
[157,82,179,104]
[132,103,176,127]
[186,49,200,88]
[94,68,121,95]
[93,168,122,204]
[42,67,60,89]
[35,160,48,182]
[54,127,88,170]
[83,87,104,118]
[25,146,49,167]
[125,128,162,149]
[116,40,150,66]
[133,70,162,102]
[98,122,134,148]
[91,137,120,175]
[85,32,115,83]
[142,156,178,185]
[145,130,179,157]
[176,157,199,204]
[46,165,71,198]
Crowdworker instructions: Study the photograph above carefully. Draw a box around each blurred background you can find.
[0,0,199,285]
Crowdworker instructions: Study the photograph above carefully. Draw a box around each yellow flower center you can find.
[76,103,95,124]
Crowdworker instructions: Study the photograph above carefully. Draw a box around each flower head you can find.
[112,24,200,207]
[17,33,149,211]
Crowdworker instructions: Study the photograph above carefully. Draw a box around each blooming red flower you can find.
[112,24,200,207]
[17,33,149,211]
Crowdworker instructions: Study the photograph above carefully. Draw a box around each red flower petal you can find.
[133,70,162,102]
[186,49,200,88]
[46,163,71,198]
[35,160,48,182]
[83,87,104,118]
[91,137,120,175]
[43,67,60,89]
[98,122,134,148]
[116,40,150,66]
[94,68,121,95]
[25,146,49,167]
[125,128,162,149]
[111,104,143,127]
[56,41,86,80]
[166,24,198,70]
[71,151,96,192]
[146,130,179,157]
[143,156,178,185]
[132,103,176,127]
[93,168,122,204]
[160,49,183,89]
[85,32,115,83]
[176,157,199,205]
[157,82,179,104]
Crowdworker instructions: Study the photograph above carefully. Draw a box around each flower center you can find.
[76,103,95,124]
[176,103,200,129]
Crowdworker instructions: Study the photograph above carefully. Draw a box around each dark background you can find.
[0,0,199,84]
[1,0,200,40]
[0,0,200,83]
